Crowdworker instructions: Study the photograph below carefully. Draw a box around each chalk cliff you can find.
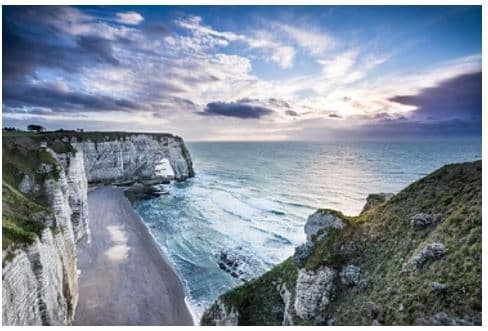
[73,133,194,183]
[2,131,194,325]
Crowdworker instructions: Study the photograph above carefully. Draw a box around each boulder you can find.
[339,265,362,286]
[408,242,448,270]
[293,241,315,267]
[217,247,263,282]
[410,213,432,229]
[305,210,344,242]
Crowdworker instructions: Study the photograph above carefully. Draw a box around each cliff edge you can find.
[2,130,194,325]
[201,161,481,326]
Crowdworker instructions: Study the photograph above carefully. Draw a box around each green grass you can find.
[202,257,298,326]
[2,183,52,260]
[201,161,482,325]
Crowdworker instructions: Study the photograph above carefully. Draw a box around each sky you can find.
[2,5,482,141]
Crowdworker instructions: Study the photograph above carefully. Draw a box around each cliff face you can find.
[2,131,194,325]
[74,134,194,183]
[201,161,481,326]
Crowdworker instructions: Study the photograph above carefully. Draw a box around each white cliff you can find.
[73,134,194,183]
[2,132,195,325]
[3,149,85,325]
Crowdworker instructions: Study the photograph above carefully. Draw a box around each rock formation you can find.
[2,131,194,325]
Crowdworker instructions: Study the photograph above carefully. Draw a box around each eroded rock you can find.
[201,299,239,326]
[304,210,343,242]
[278,282,294,325]
[339,265,362,286]
[410,213,432,229]
[408,242,448,270]
[293,241,314,267]
[293,266,336,322]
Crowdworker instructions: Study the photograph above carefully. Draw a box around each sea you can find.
[133,140,481,320]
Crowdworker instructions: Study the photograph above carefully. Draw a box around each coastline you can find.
[126,193,203,325]
[74,186,193,325]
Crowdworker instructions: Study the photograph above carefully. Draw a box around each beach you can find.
[73,187,193,326]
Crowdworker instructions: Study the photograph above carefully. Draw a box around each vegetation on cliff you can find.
[201,161,482,325]
[2,133,61,261]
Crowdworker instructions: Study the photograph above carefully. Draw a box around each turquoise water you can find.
[134,141,481,317]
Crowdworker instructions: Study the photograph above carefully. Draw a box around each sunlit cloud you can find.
[2,6,481,141]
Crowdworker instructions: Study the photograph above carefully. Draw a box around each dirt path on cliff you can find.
[73,187,193,326]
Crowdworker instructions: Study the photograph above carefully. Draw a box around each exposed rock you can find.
[361,193,393,213]
[124,185,163,203]
[431,282,448,294]
[410,213,432,229]
[339,265,362,286]
[19,175,36,194]
[293,241,314,267]
[74,134,194,183]
[278,282,294,325]
[408,242,448,270]
[201,299,239,326]
[304,210,343,242]
[217,247,264,282]
[293,266,336,322]
[3,154,85,325]
[37,163,53,174]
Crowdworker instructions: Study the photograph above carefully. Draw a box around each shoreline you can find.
[126,194,201,325]
[74,186,193,325]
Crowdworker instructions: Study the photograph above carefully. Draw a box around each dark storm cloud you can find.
[201,101,273,119]
[2,6,136,114]
[3,7,119,80]
[285,110,299,117]
[268,98,290,109]
[3,82,141,112]
[390,72,481,122]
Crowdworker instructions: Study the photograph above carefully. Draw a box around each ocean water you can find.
[133,140,481,319]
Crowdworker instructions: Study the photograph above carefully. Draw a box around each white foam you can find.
[185,296,203,326]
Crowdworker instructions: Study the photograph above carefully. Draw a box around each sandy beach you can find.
[73,187,193,326]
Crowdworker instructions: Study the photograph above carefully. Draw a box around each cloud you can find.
[175,15,296,69]
[277,23,335,56]
[2,6,481,141]
[2,7,123,81]
[201,101,273,119]
[247,30,296,69]
[389,72,481,122]
[116,11,144,25]
[3,81,142,112]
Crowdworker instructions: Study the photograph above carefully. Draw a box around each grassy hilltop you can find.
[202,160,482,325]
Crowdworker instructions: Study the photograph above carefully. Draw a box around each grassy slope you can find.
[202,160,481,325]
[2,132,66,259]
